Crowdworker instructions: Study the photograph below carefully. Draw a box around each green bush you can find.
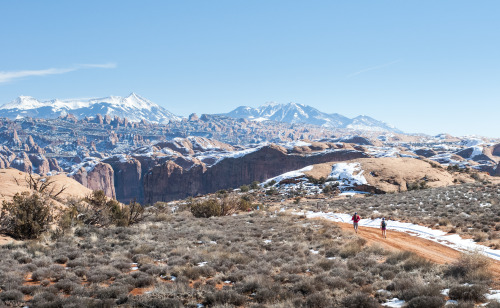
[190,199,222,218]
[239,185,250,192]
[0,192,54,239]
[250,181,260,190]
[190,193,252,218]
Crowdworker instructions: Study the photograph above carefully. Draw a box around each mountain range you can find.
[0,93,180,124]
[0,94,401,133]
[223,102,402,133]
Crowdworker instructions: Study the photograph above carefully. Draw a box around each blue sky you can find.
[0,1,499,137]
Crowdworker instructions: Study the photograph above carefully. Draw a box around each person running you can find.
[351,212,361,233]
[381,217,387,238]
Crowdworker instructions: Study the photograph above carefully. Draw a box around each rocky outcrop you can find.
[29,154,50,175]
[494,164,500,177]
[103,156,142,203]
[71,162,115,198]
[143,145,368,203]
[10,152,33,173]
[455,147,494,162]
[414,149,437,158]
[492,144,500,157]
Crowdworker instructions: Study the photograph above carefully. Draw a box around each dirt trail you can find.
[324,220,500,284]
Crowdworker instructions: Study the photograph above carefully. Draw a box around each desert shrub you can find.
[190,194,250,218]
[304,292,332,308]
[0,192,54,239]
[0,289,24,302]
[406,181,428,191]
[96,285,128,299]
[445,251,492,283]
[53,279,78,294]
[339,238,366,258]
[54,255,69,264]
[64,190,140,227]
[448,284,487,302]
[31,268,51,281]
[240,185,250,192]
[397,283,442,301]
[132,297,183,308]
[204,290,246,306]
[250,181,260,190]
[402,254,432,271]
[190,199,221,218]
[131,271,155,287]
[473,232,488,242]
[341,292,380,308]
[266,187,278,195]
[385,251,414,265]
[406,296,445,308]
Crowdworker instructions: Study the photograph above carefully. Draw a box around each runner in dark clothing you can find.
[381,217,387,238]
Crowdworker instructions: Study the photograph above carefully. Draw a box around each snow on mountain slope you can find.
[0,93,180,123]
[224,102,401,133]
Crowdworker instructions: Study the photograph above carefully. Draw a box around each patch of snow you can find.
[281,140,312,149]
[470,146,484,158]
[329,162,367,186]
[262,165,313,186]
[486,290,500,301]
[67,157,99,177]
[383,298,405,307]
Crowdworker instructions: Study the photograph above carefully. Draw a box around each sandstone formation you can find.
[71,162,115,199]
[103,156,141,203]
[143,145,368,203]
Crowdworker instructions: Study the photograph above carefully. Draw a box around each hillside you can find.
[0,168,91,204]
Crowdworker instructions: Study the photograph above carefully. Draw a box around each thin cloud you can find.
[0,63,117,84]
[348,60,401,78]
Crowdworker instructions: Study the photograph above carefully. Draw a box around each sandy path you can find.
[324,220,500,285]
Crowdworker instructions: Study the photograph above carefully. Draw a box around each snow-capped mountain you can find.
[0,93,180,123]
[224,102,402,133]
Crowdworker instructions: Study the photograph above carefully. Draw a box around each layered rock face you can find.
[143,145,368,203]
[103,156,142,204]
[71,162,115,199]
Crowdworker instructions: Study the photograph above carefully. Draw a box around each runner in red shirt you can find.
[351,212,361,233]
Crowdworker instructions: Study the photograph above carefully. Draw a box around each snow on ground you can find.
[281,140,312,149]
[296,211,500,261]
[328,163,367,186]
[470,146,484,158]
[366,146,400,158]
[262,166,313,186]
[486,290,500,301]
[207,146,263,165]
[67,157,100,177]
[382,298,405,307]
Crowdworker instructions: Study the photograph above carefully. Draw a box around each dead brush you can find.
[445,251,493,284]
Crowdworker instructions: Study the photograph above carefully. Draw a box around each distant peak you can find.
[263,101,280,107]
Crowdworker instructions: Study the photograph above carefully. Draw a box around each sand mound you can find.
[0,168,92,205]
